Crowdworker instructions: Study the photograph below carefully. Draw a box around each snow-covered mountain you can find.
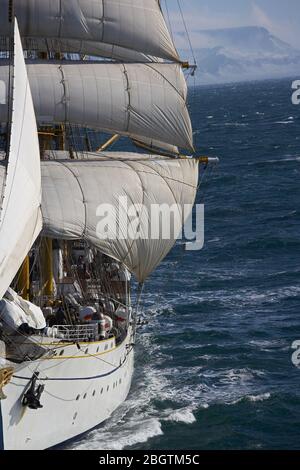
[179,27,300,85]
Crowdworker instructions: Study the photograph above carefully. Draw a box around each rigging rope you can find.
[176,0,197,66]
[164,0,175,46]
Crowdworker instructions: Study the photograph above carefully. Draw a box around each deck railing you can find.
[50,324,98,342]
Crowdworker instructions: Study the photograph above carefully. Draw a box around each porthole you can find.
[96,347,99,353]
[105,344,108,350]
[76,395,80,401]
[119,379,121,385]
[111,342,113,348]
[85,348,88,354]
[83,393,87,399]
[107,385,109,392]
[59,350,64,356]
[92,390,96,396]
[101,387,103,394]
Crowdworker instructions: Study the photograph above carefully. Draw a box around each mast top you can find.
[8,0,14,23]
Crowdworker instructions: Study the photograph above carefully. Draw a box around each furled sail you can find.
[2,38,160,63]
[0,0,179,62]
[39,154,198,282]
[0,19,42,300]
[131,136,179,156]
[0,61,194,151]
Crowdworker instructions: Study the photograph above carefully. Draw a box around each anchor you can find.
[22,372,45,410]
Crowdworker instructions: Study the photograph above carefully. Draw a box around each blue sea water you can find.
[70,78,300,450]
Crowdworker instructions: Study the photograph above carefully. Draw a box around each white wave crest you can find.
[164,408,196,424]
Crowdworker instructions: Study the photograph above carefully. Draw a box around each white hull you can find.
[0,331,134,450]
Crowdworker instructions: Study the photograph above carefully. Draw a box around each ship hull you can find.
[0,332,134,450]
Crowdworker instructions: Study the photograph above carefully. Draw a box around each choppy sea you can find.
[67,78,300,450]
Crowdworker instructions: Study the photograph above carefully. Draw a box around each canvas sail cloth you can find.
[40,154,199,282]
[0,0,179,62]
[0,61,193,151]
[0,20,42,299]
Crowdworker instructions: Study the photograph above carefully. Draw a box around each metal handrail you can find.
[51,324,98,342]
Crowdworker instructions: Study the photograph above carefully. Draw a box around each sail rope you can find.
[163,0,175,46]
[176,0,196,67]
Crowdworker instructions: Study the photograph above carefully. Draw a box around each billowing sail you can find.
[0,19,42,299]
[0,61,194,151]
[0,0,179,62]
[39,153,198,282]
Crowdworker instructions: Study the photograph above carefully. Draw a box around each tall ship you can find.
[0,0,215,450]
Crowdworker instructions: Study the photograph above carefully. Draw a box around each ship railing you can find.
[50,324,98,342]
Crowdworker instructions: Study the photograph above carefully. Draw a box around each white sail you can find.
[0,19,42,300]
[0,61,193,151]
[39,154,198,282]
[0,0,179,62]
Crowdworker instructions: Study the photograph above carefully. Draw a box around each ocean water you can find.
[68,78,300,450]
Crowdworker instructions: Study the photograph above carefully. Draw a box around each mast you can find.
[40,237,53,298]
[16,256,30,300]
[37,51,62,301]
[0,1,204,292]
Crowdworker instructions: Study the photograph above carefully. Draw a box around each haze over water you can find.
[68,78,300,450]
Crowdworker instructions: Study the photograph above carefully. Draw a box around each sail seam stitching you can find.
[101,0,105,42]
[145,63,185,101]
[115,160,147,274]
[135,162,189,229]
[57,162,87,239]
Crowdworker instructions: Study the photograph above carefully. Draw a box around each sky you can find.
[164,0,300,49]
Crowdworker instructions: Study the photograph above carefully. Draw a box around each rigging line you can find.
[13,236,42,292]
[76,343,124,370]
[163,0,175,45]
[176,0,196,66]
[31,348,85,375]
[0,323,54,360]
[9,343,91,381]
[132,282,145,341]
[4,7,14,160]
[197,163,218,204]
[41,372,95,401]
[40,389,78,402]
[135,282,144,315]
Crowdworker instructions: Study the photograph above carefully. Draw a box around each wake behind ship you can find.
[0,0,214,450]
